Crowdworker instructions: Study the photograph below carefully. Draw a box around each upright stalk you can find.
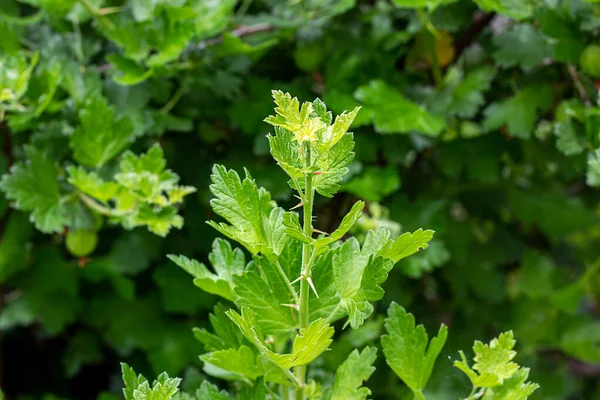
[294,143,314,400]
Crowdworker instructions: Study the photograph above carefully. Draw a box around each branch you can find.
[567,64,592,106]
[97,23,275,73]
[453,11,496,62]
[197,23,274,49]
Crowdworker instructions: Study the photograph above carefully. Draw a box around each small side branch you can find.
[567,64,592,106]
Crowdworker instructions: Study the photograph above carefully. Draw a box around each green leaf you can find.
[493,24,550,68]
[122,362,146,400]
[473,0,533,20]
[71,95,135,168]
[227,307,333,370]
[168,238,245,301]
[431,66,495,118]
[355,80,446,136]
[343,166,401,202]
[315,200,364,248]
[382,303,448,395]
[560,319,600,363]
[286,318,334,367]
[330,347,377,400]
[207,164,287,257]
[200,345,262,381]
[312,133,355,197]
[268,127,304,180]
[483,85,552,139]
[283,211,312,244]
[454,331,520,388]
[539,8,585,63]
[554,122,584,156]
[0,145,68,233]
[0,51,38,104]
[194,381,229,400]
[392,0,455,10]
[514,250,555,299]
[233,256,297,334]
[317,106,361,152]
[193,303,247,352]
[67,166,120,202]
[107,54,153,86]
[264,90,321,143]
[482,368,539,400]
[334,237,394,329]
[379,228,435,263]
[586,149,600,187]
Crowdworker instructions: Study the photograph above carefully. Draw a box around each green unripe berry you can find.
[293,42,325,73]
[66,229,98,257]
[580,44,600,78]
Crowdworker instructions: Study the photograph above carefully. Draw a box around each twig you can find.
[97,23,275,74]
[453,11,496,62]
[197,23,274,49]
[567,64,592,106]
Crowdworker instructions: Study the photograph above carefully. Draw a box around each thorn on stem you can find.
[307,277,319,298]
[313,228,328,235]
[281,303,299,310]
[290,202,303,210]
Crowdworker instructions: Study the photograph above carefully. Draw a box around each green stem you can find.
[78,0,115,30]
[275,260,300,305]
[294,143,315,400]
[78,193,116,217]
[413,391,426,400]
[324,302,342,324]
[160,84,185,114]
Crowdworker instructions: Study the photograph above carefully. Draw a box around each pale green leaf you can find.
[312,133,355,197]
[482,368,539,400]
[268,127,304,180]
[315,200,364,248]
[194,381,229,400]
[200,345,262,381]
[334,237,394,328]
[554,122,584,156]
[455,331,521,388]
[330,347,377,400]
[379,228,435,263]
[382,303,448,395]
[67,166,121,202]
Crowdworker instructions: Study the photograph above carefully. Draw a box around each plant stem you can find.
[275,260,300,305]
[414,390,426,400]
[294,143,315,400]
[78,193,116,216]
[324,302,342,324]
[160,84,185,114]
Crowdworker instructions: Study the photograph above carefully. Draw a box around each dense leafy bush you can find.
[0,0,599,399]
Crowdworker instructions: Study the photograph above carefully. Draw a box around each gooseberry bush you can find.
[2,0,600,399]
[118,93,538,400]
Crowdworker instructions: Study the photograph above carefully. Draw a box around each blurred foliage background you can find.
[1,0,600,399]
